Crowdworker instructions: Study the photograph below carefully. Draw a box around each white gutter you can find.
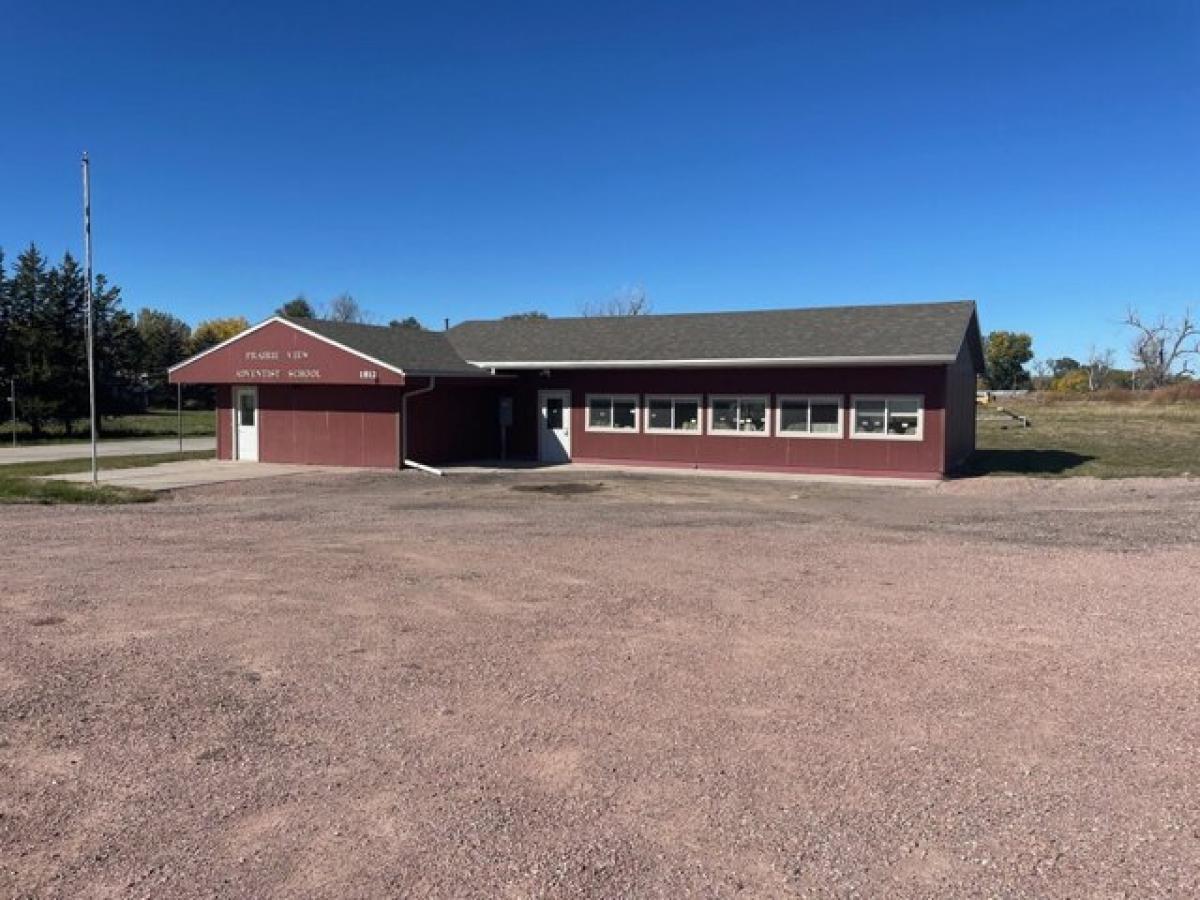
[400,376,442,475]
[461,354,957,370]
[403,457,443,476]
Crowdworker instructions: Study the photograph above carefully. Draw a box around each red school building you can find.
[168,300,984,479]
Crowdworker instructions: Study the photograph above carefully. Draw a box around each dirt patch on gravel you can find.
[510,481,607,495]
[2,470,1199,897]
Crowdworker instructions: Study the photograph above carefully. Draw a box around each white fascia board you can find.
[463,355,957,370]
[168,316,408,378]
[278,318,408,376]
[168,317,282,373]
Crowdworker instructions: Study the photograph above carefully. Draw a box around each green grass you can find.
[0,449,214,505]
[968,400,1200,477]
[0,408,216,444]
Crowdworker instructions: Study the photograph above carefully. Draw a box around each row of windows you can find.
[584,394,924,440]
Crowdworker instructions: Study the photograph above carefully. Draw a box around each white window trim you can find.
[644,394,704,435]
[850,394,925,441]
[776,395,844,439]
[707,395,771,437]
[584,393,641,433]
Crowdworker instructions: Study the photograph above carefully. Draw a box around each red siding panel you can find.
[215,386,233,461]
[210,379,505,469]
[170,320,404,386]
[209,362,969,477]
[257,385,400,468]
[943,342,978,471]
[508,365,951,476]
[404,380,508,464]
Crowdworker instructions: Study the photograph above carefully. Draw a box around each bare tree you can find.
[1123,308,1199,388]
[1084,345,1115,392]
[1030,358,1054,392]
[581,285,651,317]
[326,293,369,323]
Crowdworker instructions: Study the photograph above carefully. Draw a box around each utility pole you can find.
[82,152,99,484]
[7,378,14,448]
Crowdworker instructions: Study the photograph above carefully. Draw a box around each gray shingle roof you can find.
[447,300,982,369]
[284,318,484,376]
[282,301,983,375]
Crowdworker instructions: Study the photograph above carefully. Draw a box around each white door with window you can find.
[537,390,570,463]
[233,387,259,461]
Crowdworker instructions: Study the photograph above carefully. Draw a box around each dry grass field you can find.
[970,398,1200,477]
[3,469,1199,897]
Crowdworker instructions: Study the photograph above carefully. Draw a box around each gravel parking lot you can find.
[3,470,1199,898]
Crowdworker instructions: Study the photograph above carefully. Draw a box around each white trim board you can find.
[168,317,281,373]
[643,394,703,435]
[850,394,925,441]
[584,393,641,434]
[469,355,957,370]
[776,395,844,440]
[168,316,408,378]
[708,395,771,437]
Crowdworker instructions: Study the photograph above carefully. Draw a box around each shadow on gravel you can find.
[958,449,1094,477]
[511,482,607,496]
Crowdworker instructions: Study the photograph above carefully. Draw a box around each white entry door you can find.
[537,390,571,463]
[233,387,259,461]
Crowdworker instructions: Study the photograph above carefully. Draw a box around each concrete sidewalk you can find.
[0,437,215,466]
[441,460,940,488]
[43,459,357,492]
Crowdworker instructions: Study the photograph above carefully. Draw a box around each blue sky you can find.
[1,1,1196,362]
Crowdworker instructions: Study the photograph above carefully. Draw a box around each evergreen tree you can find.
[277,295,314,318]
[0,248,15,440]
[135,307,190,407]
[41,253,89,433]
[1,240,209,435]
[388,316,424,330]
[8,245,52,436]
[0,248,11,386]
[94,276,142,421]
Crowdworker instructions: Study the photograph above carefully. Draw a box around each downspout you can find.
[400,376,443,475]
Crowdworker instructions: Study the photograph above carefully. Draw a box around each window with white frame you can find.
[777,396,842,438]
[645,396,702,433]
[709,396,769,435]
[851,395,923,439]
[586,394,639,432]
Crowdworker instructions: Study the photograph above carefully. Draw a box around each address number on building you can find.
[359,370,378,381]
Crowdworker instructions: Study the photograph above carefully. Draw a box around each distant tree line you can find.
[277,293,550,330]
[273,282,654,330]
[984,306,1198,393]
[988,333,1141,393]
[277,293,427,329]
[0,243,247,437]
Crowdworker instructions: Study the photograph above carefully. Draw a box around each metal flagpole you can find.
[82,153,98,485]
[8,378,14,448]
